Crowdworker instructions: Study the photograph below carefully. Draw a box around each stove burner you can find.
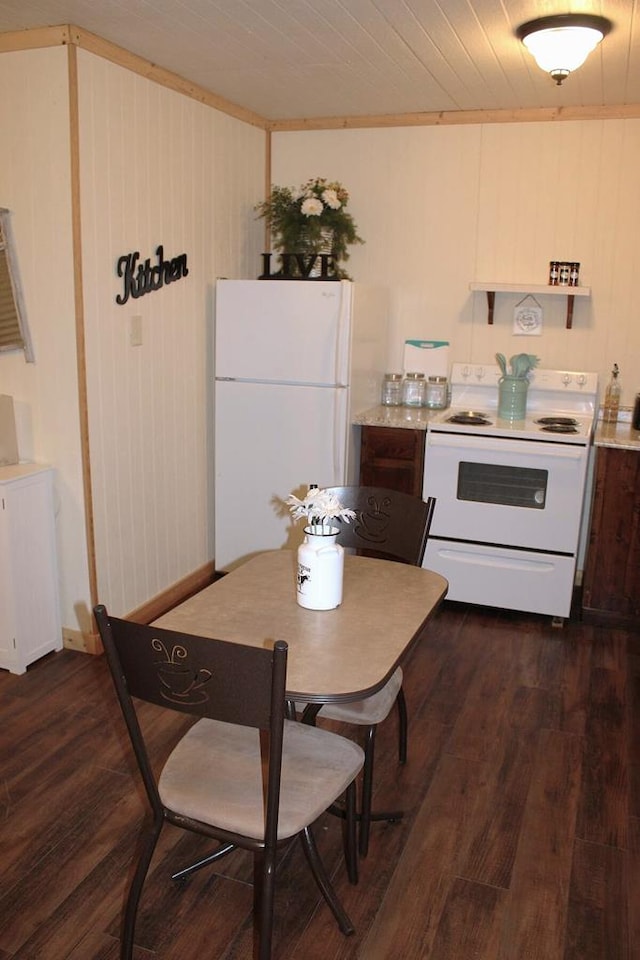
[535,416,579,426]
[540,423,579,434]
[447,412,492,426]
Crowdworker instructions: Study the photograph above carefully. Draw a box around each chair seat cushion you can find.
[311,666,403,726]
[159,718,364,840]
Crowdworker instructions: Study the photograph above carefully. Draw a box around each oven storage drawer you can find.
[424,431,589,553]
[423,539,577,618]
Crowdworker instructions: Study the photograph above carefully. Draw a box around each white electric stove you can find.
[423,362,599,620]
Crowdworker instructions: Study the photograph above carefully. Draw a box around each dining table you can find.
[153,549,448,705]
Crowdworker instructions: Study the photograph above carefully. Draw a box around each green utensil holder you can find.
[498,376,528,421]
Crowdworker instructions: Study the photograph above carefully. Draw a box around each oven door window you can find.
[458,461,547,509]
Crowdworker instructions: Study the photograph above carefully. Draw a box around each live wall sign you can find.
[115,245,189,305]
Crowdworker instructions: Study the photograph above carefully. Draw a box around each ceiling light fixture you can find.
[517,13,612,85]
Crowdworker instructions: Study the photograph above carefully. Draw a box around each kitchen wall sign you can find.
[116,245,189,305]
[513,294,543,336]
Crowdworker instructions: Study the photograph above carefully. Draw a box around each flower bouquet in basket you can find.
[255,177,364,279]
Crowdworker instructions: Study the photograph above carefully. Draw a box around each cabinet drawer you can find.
[362,426,422,461]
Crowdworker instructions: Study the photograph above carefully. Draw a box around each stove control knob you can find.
[562,373,572,386]
[462,365,470,379]
[475,367,485,380]
[576,374,586,386]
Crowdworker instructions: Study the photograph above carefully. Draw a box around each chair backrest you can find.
[94,604,287,833]
[322,486,436,566]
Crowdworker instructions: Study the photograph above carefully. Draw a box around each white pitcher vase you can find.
[296,525,344,610]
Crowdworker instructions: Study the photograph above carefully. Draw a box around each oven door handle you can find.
[426,431,587,460]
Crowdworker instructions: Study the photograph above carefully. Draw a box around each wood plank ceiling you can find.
[0,0,637,122]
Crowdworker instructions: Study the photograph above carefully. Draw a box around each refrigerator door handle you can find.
[334,279,351,386]
[332,386,347,482]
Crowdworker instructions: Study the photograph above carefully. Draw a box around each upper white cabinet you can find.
[0,464,61,675]
[469,282,591,329]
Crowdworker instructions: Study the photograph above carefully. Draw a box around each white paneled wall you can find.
[0,47,90,634]
[4,39,639,631]
[271,126,481,368]
[272,120,640,401]
[78,50,265,616]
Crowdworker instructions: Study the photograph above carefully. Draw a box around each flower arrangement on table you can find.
[287,487,356,534]
[255,178,364,279]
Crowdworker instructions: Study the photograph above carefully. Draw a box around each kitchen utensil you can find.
[496,353,507,377]
[510,353,539,378]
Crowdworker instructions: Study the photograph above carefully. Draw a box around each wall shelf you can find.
[469,282,591,329]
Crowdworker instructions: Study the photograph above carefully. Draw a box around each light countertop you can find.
[0,462,52,481]
[594,417,640,451]
[355,406,640,451]
[353,404,443,431]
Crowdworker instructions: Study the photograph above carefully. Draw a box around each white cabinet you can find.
[0,464,62,674]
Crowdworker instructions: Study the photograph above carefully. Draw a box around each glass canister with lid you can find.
[402,372,426,407]
[380,372,403,406]
[425,375,449,409]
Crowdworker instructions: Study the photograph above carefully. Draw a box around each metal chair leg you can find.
[122,815,163,959]
[344,779,359,885]
[359,725,376,858]
[171,842,236,881]
[299,823,355,935]
[396,686,408,764]
[285,699,297,720]
[255,848,278,960]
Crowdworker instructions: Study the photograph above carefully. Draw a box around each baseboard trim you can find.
[62,627,102,655]
[63,561,216,656]
[127,561,216,625]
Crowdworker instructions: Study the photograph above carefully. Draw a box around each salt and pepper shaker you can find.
[549,260,580,286]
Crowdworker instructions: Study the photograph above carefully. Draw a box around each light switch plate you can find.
[130,315,143,346]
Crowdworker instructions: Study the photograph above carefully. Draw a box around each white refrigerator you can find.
[214,279,388,571]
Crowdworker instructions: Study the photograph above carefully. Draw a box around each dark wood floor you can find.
[1,601,638,959]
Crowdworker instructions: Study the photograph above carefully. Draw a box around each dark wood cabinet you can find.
[359,425,425,496]
[582,445,640,628]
